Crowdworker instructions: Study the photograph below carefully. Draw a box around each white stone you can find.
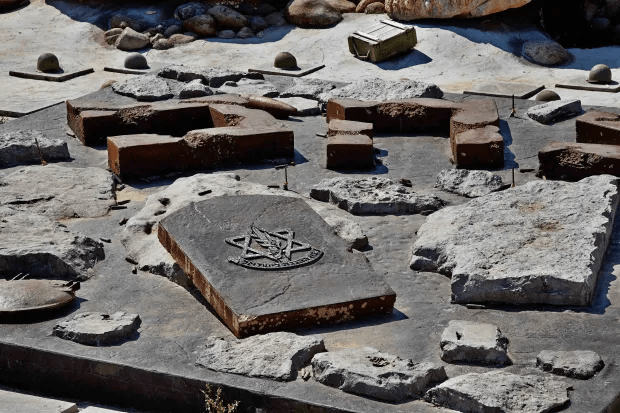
[527,99,582,125]
[275,97,320,116]
[112,75,173,101]
[53,312,141,346]
[0,389,77,413]
[0,130,69,167]
[435,169,506,198]
[537,350,605,379]
[320,78,443,103]
[440,320,511,365]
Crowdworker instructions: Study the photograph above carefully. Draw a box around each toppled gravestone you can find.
[0,131,69,167]
[52,312,140,346]
[275,97,320,116]
[435,169,506,198]
[440,320,511,365]
[0,207,104,280]
[216,78,279,97]
[410,175,620,306]
[527,99,582,124]
[537,350,604,379]
[312,347,447,402]
[319,78,443,103]
[156,65,263,88]
[310,177,445,215]
[0,165,115,219]
[425,371,570,413]
[196,332,325,381]
[112,76,173,102]
[121,173,367,285]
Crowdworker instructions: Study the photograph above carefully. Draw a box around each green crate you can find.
[348,19,417,63]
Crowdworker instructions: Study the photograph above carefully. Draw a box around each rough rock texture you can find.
[310,177,445,215]
[286,0,343,27]
[425,371,570,413]
[115,28,150,51]
[179,79,213,99]
[537,141,620,181]
[217,78,279,97]
[275,97,320,116]
[121,174,368,284]
[170,33,196,45]
[440,320,511,365]
[174,2,209,20]
[522,40,572,66]
[537,350,605,379]
[0,130,69,167]
[156,65,263,88]
[248,15,269,31]
[196,332,325,381]
[385,0,531,20]
[183,14,217,36]
[410,175,620,306]
[312,347,447,402]
[435,169,506,198]
[320,78,443,103]
[52,312,141,346]
[208,5,248,29]
[218,30,236,38]
[527,99,582,125]
[326,0,357,12]
[356,0,377,13]
[237,27,255,38]
[281,78,344,101]
[365,3,386,13]
[0,165,115,219]
[112,76,173,102]
[0,207,104,280]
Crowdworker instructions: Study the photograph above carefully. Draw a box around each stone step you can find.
[0,389,77,413]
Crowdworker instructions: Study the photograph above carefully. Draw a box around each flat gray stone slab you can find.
[537,350,605,380]
[425,371,570,413]
[248,63,325,77]
[158,195,395,337]
[111,75,173,101]
[216,78,279,97]
[275,97,320,116]
[312,347,447,402]
[0,389,77,413]
[435,169,506,198]
[196,332,325,381]
[280,78,348,101]
[9,66,94,82]
[463,81,545,99]
[0,130,69,167]
[156,65,263,88]
[556,78,620,93]
[410,175,620,306]
[310,177,445,215]
[320,78,443,103]
[52,312,141,346]
[440,320,511,365]
[527,99,582,124]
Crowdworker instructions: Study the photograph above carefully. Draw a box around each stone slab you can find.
[217,79,279,98]
[526,99,582,125]
[328,119,373,139]
[538,141,620,181]
[0,130,69,167]
[463,82,545,99]
[576,110,620,146]
[280,78,348,101]
[321,78,443,103]
[8,67,94,82]
[157,195,396,337]
[0,389,77,413]
[111,76,173,102]
[326,134,374,169]
[248,64,325,78]
[156,65,264,88]
[453,125,504,169]
[440,320,511,365]
[537,350,605,380]
[556,78,620,93]
[435,169,506,198]
[52,312,141,346]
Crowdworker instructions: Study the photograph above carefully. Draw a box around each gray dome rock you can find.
[588,64,612,83]
[124,53,148,69]
[535,90,561,102]
[274,52,298,68]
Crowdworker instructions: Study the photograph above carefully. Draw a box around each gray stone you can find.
[163,24,183,38]
[123,53,148,69]
[440,320,511,365]
[109,14,144,32]
[265,11,288,26]
[0,165,115,219]
[310,177,445,215]
[522,40,572,66]
[174,2,209,20]
[37,53,60,73]
[0,389,77,413]
[237,27,255,38]
[320,78,443,103]
[425,371,570,413]
[275,97,320,116]
[410,175,620,306]
[537,350,604,379]
[281,78,345,101]
[112,75,173,101]
[535,89,560,102]
[0,207,104,281]
[0,130,69,167]
[157,65,263,88]
[218,30,236,38]
[183,14,217,37]
[286,0,343,27]
[463,81,544,99]
[196,332,325,381]
[248,15,269,32]
[527,99,582,124]
[120,173,368,284]
[208,5,248,29]
[52,312,141,346]
[312,347,447,402]
[217,78,279,97]
[179,79,213,99]
[115,28,150,51]
[435,169,506,198]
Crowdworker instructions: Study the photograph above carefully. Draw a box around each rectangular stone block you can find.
[453,125,503,169]
[538,141,620,180]
[328,119,373,139]
[576,111,620,146]
[326,134,374,169]
[449,99,499,141]
[208,104,281,129]
[0,389,77,413]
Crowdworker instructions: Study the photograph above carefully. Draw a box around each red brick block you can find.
[326,134,374,169]
[453,125,503,169]
[576,111,620,146]
[328,119,373,139]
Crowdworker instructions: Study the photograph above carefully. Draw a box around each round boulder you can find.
[274,52,298,69]
[237,27,255,38]
[37,53,60,72]
[365,2,385,13]
[248,15,269,32]
[326,0,356,13]
[286,0,343,27]
[356,0,377,13]
[170,33,197,45]
[183,14,217,36]
[153,38,174,50]
[588,64,612,83]
[535,90,561,102]
[522,40,572,66]
[266,11,288,26]
[164,24,183,37]
[174,2,209,20]
[208,5,248,29]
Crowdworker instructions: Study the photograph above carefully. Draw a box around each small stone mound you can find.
[112,76,173,102]
[320,78,443,103]
[435,169,506,198]
[53,312,141,346]
[440,320,511,365]
[0,130,69,168]
[537,350,604,379]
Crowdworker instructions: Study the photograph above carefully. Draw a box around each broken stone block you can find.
[440,320,511,365]
[178,79,213,99]
[52,312,140,346]
[275,97,320,116]
[328,119,373,139]
[217,78,279,97]
[196,332,325,381]
[526,99,582,124]
[0,207,104,280]
[576,111,620,146]
[310,177,445,215]
[425,371,570,413]
[449,99,500,141]
[111,76,173,101]
[320,78,443,103]
[326,134,374,169]
[537,350,604,379]
[312,347,447,402]
[0,165,115,219]
[538,141,620,181]
[0,130,69,167]
[280,78,345,101]
[435,169,506,198]
[452,125,504,169]
[156,65,263,88]
[410,175,620,306]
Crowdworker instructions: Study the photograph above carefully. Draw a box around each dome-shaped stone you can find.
[124,53,148,69]
[535,90,561,102]
[37,53,60,73]
[274,52,298,69]
[588,64,612,84]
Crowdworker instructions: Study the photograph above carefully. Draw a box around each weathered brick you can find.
[328,119,373,139]
[453,125,503,169]
[576,111,620,146]
[108,134,185,179]
[326,134,374,169]
[538,141,620,180]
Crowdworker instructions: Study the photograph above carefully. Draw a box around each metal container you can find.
[348,19,417,63]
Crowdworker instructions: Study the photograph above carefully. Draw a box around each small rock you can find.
[0,130,69,167]
[153,38,174,50]
[218,30,236,38]
[170,33,196,45]
[281,78,344,100]
[174,2,209,20]
[326,0,356,12]
[37,53,60,73]
[440,320,511,365]
[265,11,288,26]
[522,40,572,66]
[196,332,325,381]
[320,78,443,103]
[150,33,164,43]
[527,99,582,125]
[104,28,123,38]
[208,5,248,29]
[248,15,269,31]
[109,14,144,32]
[537,350,604,379]
[183,14,217,36]
[535,90,561,102]
[52,312,141,346]
[163,24,183,37]
[112,76,173,101]
[115,28,150,51]
[124,53,148,69]
[312,347,447,402]
[217,78,279,97]
[286,0,343,26]
[100,79,117,89]
[237,26,255,38]
[435,169,506,198]
[365,2,385,13]
[179,79,213,99]
[355,0,376,12]
[275,97,320,116]
[256,3,277,16]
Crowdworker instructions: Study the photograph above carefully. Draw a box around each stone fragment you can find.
[356,0,377,13]
[0,130,69,167]
[385,0,531,20]
[311,177,445,215]
[326,134,374,169]
[0,389,77,413]
[538,141,620,180]
[209,5,248,29]
[436,169,505,198]
[312,347,447,402]
[53,312,141,346]
[576,111,620,145]
[183,14,217,36]
[248,15,269,31]
[410,175,620,306]
[0,207,104,280]
[328,119,373,139]
[115,28,150,51]
[527,99,582,124]
[174,2,209,20]
[320,78,443,103]
[109,14,144,31]
[365,2,386,13]
[170,33,196,45]
[179,79,213,98]
[237,27,255,38]
[522,40,572,66]
[535,89,560,102]
[124,53,147,69]
[196,332,325,381]
[326,0,356,12]
[153,38,174,50]
[163,24,183,37]
[440,320,511,365]
[104,28,123,38]
[425,371,570,413]
[265,11,288,26]
[218,30,236,38]
[281,78,344,101]
[452,125,504,169]
[111,76,173,101]
[286,0,343,27]
[0,165,115,219]
[537,350,604,379]
[157,65,263,88]
[217,78,279,97]
[245,96,297,118]
[275,97,320,116]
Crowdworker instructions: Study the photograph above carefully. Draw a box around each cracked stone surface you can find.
[0,165,115,219]
[527,99,583,125]
[156,65,263,88]
[217,78,279,97]
[0,130,69,168]
[52,311,141,346]
[319,78,443,103]
[310,177,445,215]
[537,350,605,379]
[410,175,620,306]
[196,332,325,381]
[425,371,570,413]
[440,320,511,365]
[111,75,173,101]
[178,79,213,99]
[435,169,506,198]
[280,78,347,101]
[312,347,447,402]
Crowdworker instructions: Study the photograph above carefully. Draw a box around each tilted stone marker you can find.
[0,130,69,167]
[158,195,395,337]
[537,350,604,380]
[440,320,511,365]
[53,312,141,346]
[538,141,620,181]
